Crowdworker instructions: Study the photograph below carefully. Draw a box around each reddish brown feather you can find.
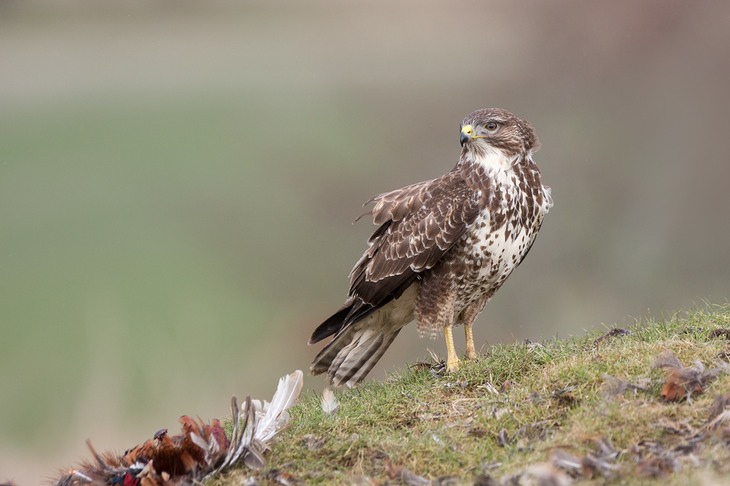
[55,372,303,485]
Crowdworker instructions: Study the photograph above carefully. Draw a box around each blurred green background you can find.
[2,1,729,483]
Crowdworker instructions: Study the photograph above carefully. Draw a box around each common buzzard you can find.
[310,108,552,387]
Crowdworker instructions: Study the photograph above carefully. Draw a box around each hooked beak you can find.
[460,124,474,146]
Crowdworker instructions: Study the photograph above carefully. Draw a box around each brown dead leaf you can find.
[300,434,325,450]
[264,468,302,485]
[522,463,572,486]
[709,328,730,339]
[661,368,704,401]
[629,439,682,478]
[473,474,498,486]
[656,418,694,435]
[653,350,725,402]
[500,380,515,392]
[592,328,630,348]
[550,437,619,480]
[635,456,677,478]
[705,392,730,439]
[708,392,730,421]
[468,426,487,438]
[497,429,509,447]
[601,374,650,401]
[552,385,579,407]
[385,459,430,485]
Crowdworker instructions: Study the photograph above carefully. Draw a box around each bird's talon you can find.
[446,357,461,373]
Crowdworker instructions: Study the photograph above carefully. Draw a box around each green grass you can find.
[215,304,730,484]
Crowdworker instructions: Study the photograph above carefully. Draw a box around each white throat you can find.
[467,144,515,173]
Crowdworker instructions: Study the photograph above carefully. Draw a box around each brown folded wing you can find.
[349,170,482,306]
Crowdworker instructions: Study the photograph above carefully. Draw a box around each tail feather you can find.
[331,330,385,385]
[309,298,377,344]
[311,283,417,387]
[310,322,402,388]
[309,306,351,345]
[341,329,401,386]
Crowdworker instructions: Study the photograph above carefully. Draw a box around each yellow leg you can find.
[459,294,487,361]
[464,324,477,360]
[444,325,460,372]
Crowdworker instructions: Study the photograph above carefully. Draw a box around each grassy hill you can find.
[217,304,730,485]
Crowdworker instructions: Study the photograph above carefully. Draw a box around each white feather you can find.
[469,144,514,172]
[254,370,304,443]
[320,387,339,415]
[205,370,304,478]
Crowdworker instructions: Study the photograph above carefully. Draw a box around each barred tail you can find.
[309,320,402,388]
[310,285,417,387]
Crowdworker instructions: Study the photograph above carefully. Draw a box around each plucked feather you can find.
[252,370,304,444]
[320,387,339,415]
[54,371,304,485]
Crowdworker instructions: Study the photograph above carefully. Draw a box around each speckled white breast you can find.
[453,153,552,310]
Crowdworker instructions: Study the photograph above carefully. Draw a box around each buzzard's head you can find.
[459,108,539,158]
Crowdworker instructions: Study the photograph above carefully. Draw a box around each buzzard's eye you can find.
[485,121,498,131]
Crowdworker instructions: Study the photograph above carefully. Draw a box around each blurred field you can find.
[1,1,729,483]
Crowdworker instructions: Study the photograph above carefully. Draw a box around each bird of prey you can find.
[309,108,552,387]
